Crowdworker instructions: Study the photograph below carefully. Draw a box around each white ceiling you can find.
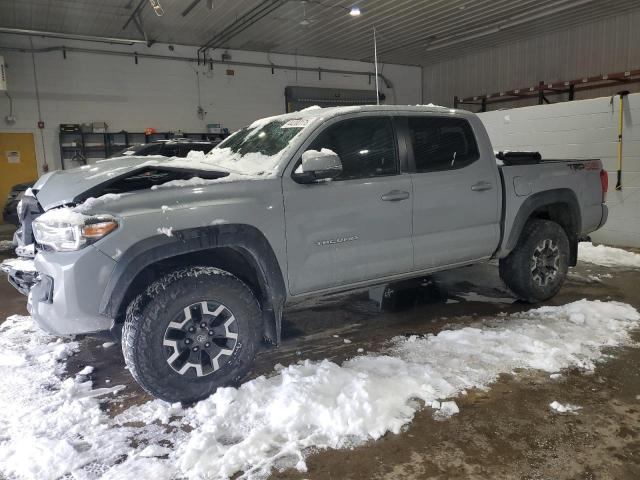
[1,0,639,65]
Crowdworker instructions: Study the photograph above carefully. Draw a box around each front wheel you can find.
[499,219,570,303]
[122,267,262,403]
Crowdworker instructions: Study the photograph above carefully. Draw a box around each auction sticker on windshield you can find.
[282,118,313,128]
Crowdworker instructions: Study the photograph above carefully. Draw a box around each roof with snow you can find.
[248,104,469,129]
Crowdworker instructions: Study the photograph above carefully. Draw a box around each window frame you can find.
[289,114,406,184]
[399,115,481,174]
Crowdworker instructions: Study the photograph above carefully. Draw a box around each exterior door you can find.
[283,116,413,295]
[0,133,38,224]
[405,116,501,269]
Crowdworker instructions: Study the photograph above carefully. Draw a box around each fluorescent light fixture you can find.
[349,6,361,16]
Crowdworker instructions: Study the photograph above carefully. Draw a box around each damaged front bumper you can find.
[1,256,39,296]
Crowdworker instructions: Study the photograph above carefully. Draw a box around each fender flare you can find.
[99,224,286,344]
[502,189,582,262]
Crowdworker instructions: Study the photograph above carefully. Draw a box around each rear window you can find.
[408,117,479,173]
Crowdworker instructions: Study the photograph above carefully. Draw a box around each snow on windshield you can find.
[159,120,308,176]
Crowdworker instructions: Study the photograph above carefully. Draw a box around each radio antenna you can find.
[373,25,380,105]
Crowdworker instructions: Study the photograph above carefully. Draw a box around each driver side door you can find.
[282,116,414,295]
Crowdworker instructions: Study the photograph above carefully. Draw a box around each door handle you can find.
[471,181,493,192]
[381,190,410,201]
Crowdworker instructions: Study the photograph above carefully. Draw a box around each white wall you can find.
[422,10,640,110]
[479,93,640,248]
[0,35,422,173]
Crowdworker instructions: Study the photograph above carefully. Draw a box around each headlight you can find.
[33,214,118,252]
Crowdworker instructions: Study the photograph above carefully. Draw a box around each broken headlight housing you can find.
[33,215,118,252]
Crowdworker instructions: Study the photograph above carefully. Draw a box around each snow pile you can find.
[149,172,249,190]
[578,242,640,268]
[0,316,165,480]
[1,300,639,480]
[549,401,582,413]
[185,149,207,160]
[0,316,124,479]
[157,227,173,237]
[15,243,35,258]
[0,257,36,273]
[431,400,460,419]
[35,206,89,226]
[74,193,122,213]
[35,193,122,227]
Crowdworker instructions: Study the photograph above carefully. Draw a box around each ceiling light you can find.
[349,6,361,16]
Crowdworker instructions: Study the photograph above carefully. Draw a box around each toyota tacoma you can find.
[2,105,609,402]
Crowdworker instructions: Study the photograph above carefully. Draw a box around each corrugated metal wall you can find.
[422,10,640,110]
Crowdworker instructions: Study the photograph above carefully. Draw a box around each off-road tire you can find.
[122,266,262,403]
[499,219,570,303]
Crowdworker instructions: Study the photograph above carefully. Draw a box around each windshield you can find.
[203,120,306,175]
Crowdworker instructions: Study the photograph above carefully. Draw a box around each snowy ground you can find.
[1,240,640,479]
[0,299,638,480]
[578,242,640,268]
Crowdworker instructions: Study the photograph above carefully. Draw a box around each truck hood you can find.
[33,155,236,210]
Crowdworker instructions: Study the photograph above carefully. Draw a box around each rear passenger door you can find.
[283,116,413,295]
[404,115,501,269]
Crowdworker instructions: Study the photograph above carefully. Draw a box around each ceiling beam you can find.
[182,0,201,17]
[198,0,284,54]
[122,0,147,31]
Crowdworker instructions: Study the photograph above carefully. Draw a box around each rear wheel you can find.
[122,267,262,403]
[499,219,569,303]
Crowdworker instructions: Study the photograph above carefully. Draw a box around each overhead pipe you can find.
[0,27,148,46]
[0,44,393,88]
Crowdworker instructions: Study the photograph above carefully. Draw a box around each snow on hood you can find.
[32,153,250,211]
[33,155,160,210]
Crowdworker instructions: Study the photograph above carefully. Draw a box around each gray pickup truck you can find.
[4,105,608,402]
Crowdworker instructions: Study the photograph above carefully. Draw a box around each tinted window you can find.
[408,117,479,173]
[307,117,397,180]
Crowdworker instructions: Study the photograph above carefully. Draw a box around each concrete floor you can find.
[1,227,639,479]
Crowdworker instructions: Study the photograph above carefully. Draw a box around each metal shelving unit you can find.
[59,130,228,169]
[454,68,640,112]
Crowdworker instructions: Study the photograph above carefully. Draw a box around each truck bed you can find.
[497,158,606,257]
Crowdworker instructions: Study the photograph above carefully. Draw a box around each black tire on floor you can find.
[499,219,570,303]
[122,266,262,403]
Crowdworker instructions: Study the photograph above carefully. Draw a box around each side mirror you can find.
[294,149,343,184]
